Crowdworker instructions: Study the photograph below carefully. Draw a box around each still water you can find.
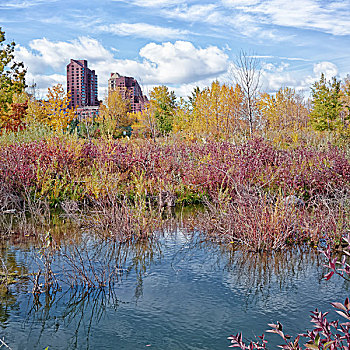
[0,230,348,350]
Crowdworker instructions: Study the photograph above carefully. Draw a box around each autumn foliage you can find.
[42,84,76,130]
[0,100,28,133]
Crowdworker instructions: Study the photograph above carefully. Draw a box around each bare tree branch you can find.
[231,50,261,137]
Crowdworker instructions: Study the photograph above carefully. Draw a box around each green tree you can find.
[0,27,26,113]
[339,75,350,131]
[188,86,201,109]
[149,86,176,135]
[310,73,342,131]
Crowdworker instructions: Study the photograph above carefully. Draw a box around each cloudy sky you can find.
[2,0,350,99]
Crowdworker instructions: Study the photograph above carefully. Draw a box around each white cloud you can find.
[299,61,339,91]
[98,23,190,40]
[162,4,220,23]
[16,35,342,99]
[157,0,348,41]
[161,3,287,41]
[252,55,310,62]
[139,41,229,84]
[113,0,186,8]
[260,61,340,94]
[313,61,338,80]
[262,71,297,92]
[222,0,350,36]
[231,59,300,93]
[0,0,57,9]
[222,0,259,6]
[16,37,115,73]
[15,37,229,98]
[176,58,339,97]
[262,63,275,71]
[25,72,66,99]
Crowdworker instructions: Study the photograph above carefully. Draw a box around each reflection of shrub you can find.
[228,236,350,349]
[194,189,350,251]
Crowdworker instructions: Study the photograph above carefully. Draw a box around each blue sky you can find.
[1,0,350,99]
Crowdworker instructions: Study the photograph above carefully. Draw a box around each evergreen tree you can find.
[149,86,176,135]
[310,73,342,131]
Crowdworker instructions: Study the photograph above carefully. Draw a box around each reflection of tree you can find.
[25,287,119,350]
[0,245,28,280]
[0,245,29,326]
[171,235,336,307]
[224,248,322,307]
[53,234,162,293]
[0,289,17,326]
[23,235,163,349]
[0,210,80,246]
[121,237,162,300]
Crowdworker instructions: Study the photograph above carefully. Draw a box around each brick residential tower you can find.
[108,73,148,113]
[67,59,99,109]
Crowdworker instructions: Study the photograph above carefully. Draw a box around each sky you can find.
[1,0,350,99]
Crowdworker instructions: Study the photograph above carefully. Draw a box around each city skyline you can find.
[2,0,350,98]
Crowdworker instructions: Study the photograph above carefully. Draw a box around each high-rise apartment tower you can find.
[67,59,98,109]
[108,73,148,113]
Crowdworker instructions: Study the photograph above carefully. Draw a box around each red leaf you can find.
[324,271,334,281]
[331,302,347,311]
[336,310,350,320]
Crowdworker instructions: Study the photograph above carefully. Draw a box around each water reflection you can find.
[0,214,348,349]
[0,245,30,327]
[25,287,119,349]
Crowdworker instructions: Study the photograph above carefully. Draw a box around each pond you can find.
[0,227,348,350]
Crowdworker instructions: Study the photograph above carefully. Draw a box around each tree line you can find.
[1,27,349,141]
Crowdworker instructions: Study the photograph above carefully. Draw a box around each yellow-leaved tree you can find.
[99,88,134,138]
[0,92,28,134]
[25,84,76,131]
[131,103,158,140]
[27,84,76,131]
[175,81,244,140]
[172,97,192,137]
[258,87,309,133]
[42,84,76,130]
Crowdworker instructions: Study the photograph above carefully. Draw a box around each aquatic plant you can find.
[228,235,350,349]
